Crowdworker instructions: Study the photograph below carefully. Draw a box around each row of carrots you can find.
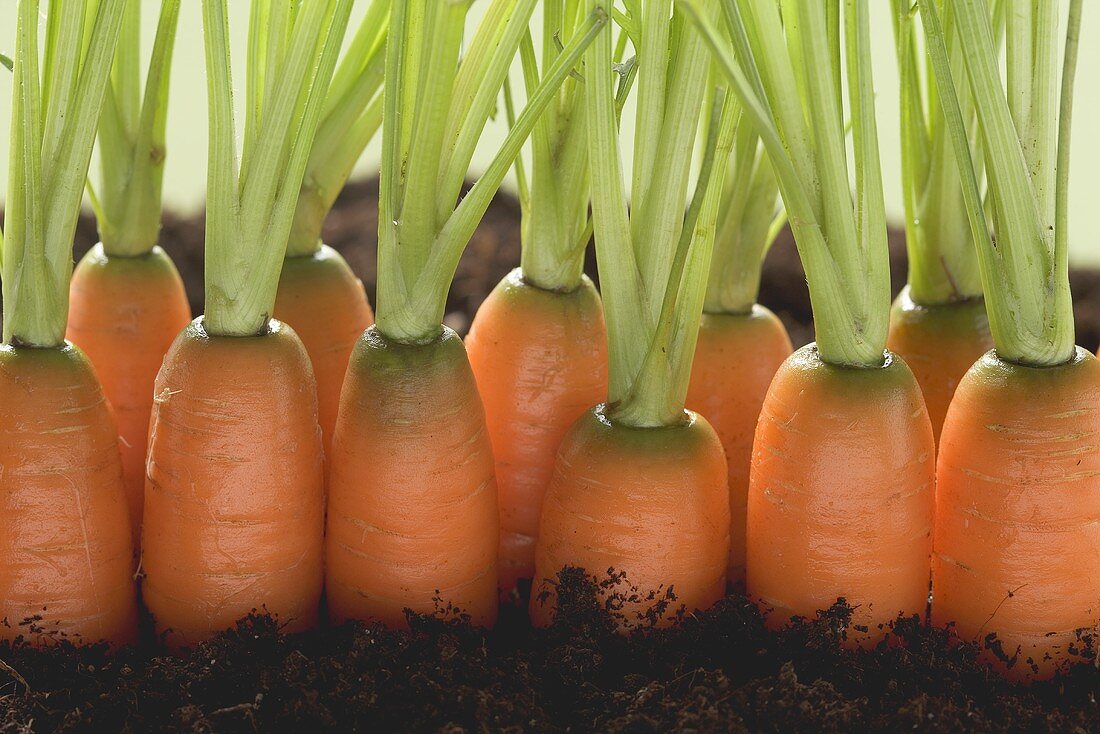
[1,0,1096,686]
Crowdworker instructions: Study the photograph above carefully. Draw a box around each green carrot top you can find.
[585,0,740,428]
[374,0,607,344]
[88,0,181,259]
[891,0,990,307]
[506,1,635,293]
[702,75,785,316]
[1,0,127,347]
[200,0,353,338]
[921,0,1081,367]
[687,0,890,369]
[286,0,389,258]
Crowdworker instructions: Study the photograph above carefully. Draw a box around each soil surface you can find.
[2,181,1100,732]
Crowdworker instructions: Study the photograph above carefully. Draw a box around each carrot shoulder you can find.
[933,348,1100,681]
[465,269,607,598]
[747,344,935,647]
[67,244,192,541]
[326,326,499,628]
[0,345,138,647]
[687,306,791,587]
[531,408,730,630]
[273,244,373,463]
[887,287,992,445]
[142,319,324,649]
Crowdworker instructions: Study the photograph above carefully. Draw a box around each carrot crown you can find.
[1,0,127,348]
[921,0,1081,367]
[507,1,633,293]
[686,0,890,369]
[892,0,987,307]
[586,0,738,428]
[286,0,388,258]
[201,0,352,338]
[87,0,181,259]
[375,1,607,345]
[702,76,785,315]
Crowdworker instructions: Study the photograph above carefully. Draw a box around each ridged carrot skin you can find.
[66,244,192,543]
[273,244,373,462]
[887,286,992,445]
[933,348,1100,681]
[142,319,324,650]
[747,344,935,647]
[326,326,499,628]
[687,306,792,587]
[0,345,138,647]
[465,269,608,598]
[530,408,730,630]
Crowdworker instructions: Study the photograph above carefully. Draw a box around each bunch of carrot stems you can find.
[0,0,1095,682]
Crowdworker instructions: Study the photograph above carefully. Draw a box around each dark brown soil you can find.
[2,181,1099,732]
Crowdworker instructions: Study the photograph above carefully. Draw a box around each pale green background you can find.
[0,2,1097,262]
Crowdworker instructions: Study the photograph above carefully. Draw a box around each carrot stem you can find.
[2,0,127,347]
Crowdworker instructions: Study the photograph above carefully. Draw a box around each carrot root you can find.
[747,344,935,648]
[887,287,993,445]
[273,244,373,463]
[531,407,730,631]
[0,344,138,647]
[465,269,608,599]
[687,306,792,588]
[326,326,500,629]
[934,347,1100,681]
[141,318,324,650]
[66,244,193,544]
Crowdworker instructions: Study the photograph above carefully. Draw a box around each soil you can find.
[2,180,1099,732]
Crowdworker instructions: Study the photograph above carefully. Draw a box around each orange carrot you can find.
[67,245,192,543]
[747,346,935,647]
[142,319,324,649]
[326,327,499,628]
[530,408,730,629]
[933,349,1100,680]
[915,0,1090,680]
[273,245,373,462]
[531,2,734,629]
[0,345,138,647]
[687,307,791,587]
[888,288,992,445]
[465,269,608,598]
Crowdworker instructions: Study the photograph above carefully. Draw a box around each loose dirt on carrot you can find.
[2,182,1100,732]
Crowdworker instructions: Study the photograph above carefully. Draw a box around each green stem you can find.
[2,0,127,347]
[920,0,1075,367]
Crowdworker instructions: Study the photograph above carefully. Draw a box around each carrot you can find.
[326,1,607,627]
[272,1,386,459]
[747,346,934,644]
[919,0,1090,680]
[273,246,373,462]
[67,245,191,544]
[142,320,324,648]
[687,308,791,587]
[933,349,1100,680]
[532,1,735,628]
[61,0,187,544]
[326,328,499,627]
[688,0,935,645]
[463,6,620,600]
[0,346,139,647]
[886,288,991,444]
[531,409,729,628]
[686,82,792,589]
[466,270,608,598]
[887,0,992,445]
[138,0,352,647]
[0,0,134,647]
